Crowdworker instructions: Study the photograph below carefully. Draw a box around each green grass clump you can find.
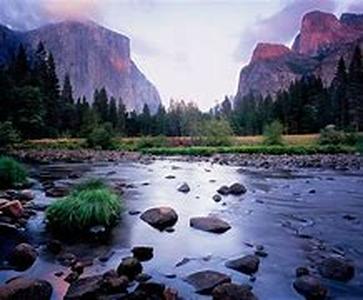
[0,156,27,188]
[46,179,122,233]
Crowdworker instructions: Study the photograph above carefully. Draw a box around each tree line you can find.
[0,42,362,141]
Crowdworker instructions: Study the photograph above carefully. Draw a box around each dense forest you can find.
[0,42,362,141]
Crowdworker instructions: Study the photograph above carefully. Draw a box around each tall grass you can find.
[0,156,27,188]
[46,179,122,233]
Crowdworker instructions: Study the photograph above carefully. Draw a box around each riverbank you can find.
[9,149,362,170]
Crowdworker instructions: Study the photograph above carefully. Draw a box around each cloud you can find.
[0,0,101,31]
[234,0,337,64]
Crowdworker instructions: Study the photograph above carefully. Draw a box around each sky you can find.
[0,0,363,110]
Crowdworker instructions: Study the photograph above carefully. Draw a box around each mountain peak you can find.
[251,43,290,63]
[292,10,362,56]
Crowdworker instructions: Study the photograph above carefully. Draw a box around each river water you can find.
[1,160,363,299]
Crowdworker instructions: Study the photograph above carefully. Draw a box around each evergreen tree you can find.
[93,87,109,122]
[60,73,76,133]
[108,97,118,129]
[117,98,127,135]
[347,45,363,130]
[330,57,348,128]
[12,44,29,85]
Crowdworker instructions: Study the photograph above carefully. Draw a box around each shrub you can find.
[136,135,167,150]
[318,125,358,145]
[0,121,21,148]
[263,120,284,146]
[0,156,27,188]
[46,179,122,233]
[86,123,115,149]
[196,119,233,146]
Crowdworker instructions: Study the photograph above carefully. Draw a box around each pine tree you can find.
[108,97,118,129]
[60,73,76,133]
[347,45,363,130]
[93,87,109,122]
[140,104,152,135]
[331,57,348,128]
[43,52,61,136]
[117,98,127,135]
[12,44,29,84]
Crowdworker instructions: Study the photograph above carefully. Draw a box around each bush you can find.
[46,179,122,233]
[0,122,21,148]
[136,135,168,150]
[319,125,358,145]
[86,123,115,149]
[0,156,27,188]
[263,120,284,146]
[196,119,233,146]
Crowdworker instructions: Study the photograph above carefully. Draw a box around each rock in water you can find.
[318,257,355,282]
[0,277,52,300]
[117,257,143,280]
[185,270,231,295]
[293,275,327,300]
[212,194,222,202]
[225,255,260,275]
[177,183,190,193]
[140,207,178,230]
[217,186,230,195]
[132,246,154,261]
[212,283,258,300]
[229,183,247,195]
[0,200,24,218]
[190,217,231,233]
[64,275,103,300]
[8,243,37,271]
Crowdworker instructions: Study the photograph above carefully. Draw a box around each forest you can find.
[0,42,362,142]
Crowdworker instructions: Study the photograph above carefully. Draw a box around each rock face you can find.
[0,20,161,113]
[0,277,52,300]
[236,11,363,99]
[251,43,291,63]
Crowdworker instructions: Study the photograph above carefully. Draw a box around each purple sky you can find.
[0,0,362,110]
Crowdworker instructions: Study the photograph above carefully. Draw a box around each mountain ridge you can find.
[0,20,161,113]
[236,11,363,100]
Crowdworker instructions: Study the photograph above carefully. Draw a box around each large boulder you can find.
[64,275,103,300]
[140,207,178,230]
[190,217,231,233]
[225,255,260,275]
[8,243,37,271]
[0,200,24,218]
[0,277,52,300]
[318,257,355,282]
[293,275,327,300]
[212,283,258,300]
[184,270,231,294]
[117,257,143,280]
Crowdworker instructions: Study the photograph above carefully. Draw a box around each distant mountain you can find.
[0,20,161,113]
[236,11,363,99]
